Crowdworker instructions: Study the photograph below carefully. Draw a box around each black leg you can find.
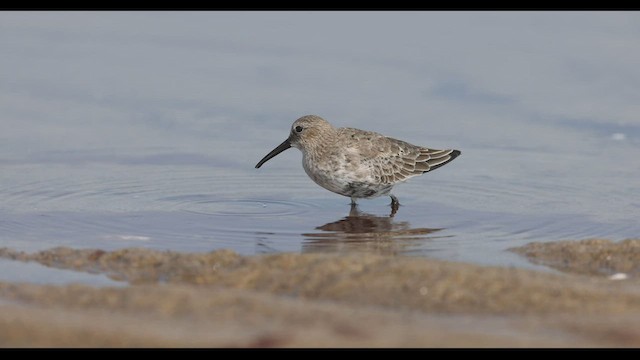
[348,202,361,217]
[390,195,400,216]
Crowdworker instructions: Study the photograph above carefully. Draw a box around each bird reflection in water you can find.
[302,204,443,255]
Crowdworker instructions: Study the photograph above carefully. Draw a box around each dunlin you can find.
[255,115,461,210]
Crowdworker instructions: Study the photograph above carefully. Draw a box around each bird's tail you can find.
[416,148,461,173]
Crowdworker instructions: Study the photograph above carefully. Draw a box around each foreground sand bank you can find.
[0,239,639,347]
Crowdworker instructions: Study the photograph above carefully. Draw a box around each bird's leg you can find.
[349,198,359,216]
[390,194,400,216]
[389,194,400,207]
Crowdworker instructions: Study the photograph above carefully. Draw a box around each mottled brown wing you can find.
[338,128,461,185]
[380,138,461,184]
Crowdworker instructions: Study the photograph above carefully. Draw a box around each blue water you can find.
[1,12,639,283]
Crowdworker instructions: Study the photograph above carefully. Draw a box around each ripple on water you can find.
[1,158,639,270]
[158,195,320,217]
[0,164,325,254]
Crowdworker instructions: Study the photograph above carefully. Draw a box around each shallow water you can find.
[1,12,640,283]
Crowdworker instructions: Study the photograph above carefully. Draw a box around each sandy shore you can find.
[510,238,640,277]
[0,239,639,347]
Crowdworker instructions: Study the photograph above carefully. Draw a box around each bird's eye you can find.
[295,125,303,133]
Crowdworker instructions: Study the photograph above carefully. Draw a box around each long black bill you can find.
[255,138,292,168]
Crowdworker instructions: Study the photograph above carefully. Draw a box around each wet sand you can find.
[0,239,639,347]
[510,238,640,277]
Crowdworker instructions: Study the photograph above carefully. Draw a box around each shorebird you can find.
[255,115,460,211]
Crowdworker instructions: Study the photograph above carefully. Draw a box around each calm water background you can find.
[1,11,639,283]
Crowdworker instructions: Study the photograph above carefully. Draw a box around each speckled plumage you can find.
[255,115,461,209]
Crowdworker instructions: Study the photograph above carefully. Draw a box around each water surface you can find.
[1,12,639,283]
